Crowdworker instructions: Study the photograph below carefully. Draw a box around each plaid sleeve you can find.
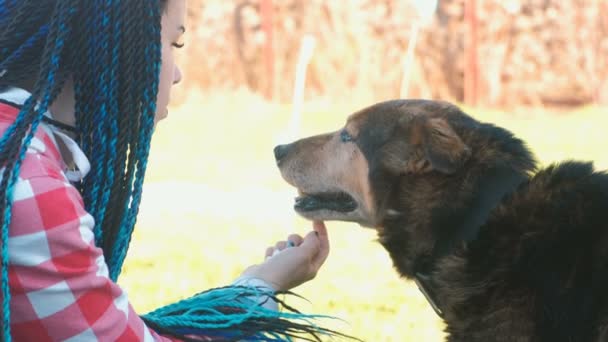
[7,171,181,341]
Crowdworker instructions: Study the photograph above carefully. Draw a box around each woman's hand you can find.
[240,221,330,292]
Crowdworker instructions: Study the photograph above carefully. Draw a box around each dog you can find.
[273,99,608,341]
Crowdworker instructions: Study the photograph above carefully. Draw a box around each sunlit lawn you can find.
[119,89,607,341]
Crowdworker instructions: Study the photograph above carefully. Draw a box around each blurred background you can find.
[120,1,608,341]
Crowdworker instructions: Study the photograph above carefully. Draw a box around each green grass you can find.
[119,90,607,341]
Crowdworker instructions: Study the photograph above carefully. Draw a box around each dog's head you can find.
[274,99,474,228]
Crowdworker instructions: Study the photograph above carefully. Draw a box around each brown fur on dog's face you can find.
[274,100,472,228]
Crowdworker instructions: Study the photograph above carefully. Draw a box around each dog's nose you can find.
[274,144,291,163]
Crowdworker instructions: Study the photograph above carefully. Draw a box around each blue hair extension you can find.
[141,285,350,342]
[73,0,96,152]
[0,1,47,57]
[0,2,76,340]
[102,0,140,256]
[0,24,49,72]
[85,0,111,236]
[0,0,18,19]
[0,1,19,35]
[108,0,160,280]
[95,0,120,242]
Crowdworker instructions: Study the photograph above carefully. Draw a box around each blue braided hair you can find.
[0,1,356,341]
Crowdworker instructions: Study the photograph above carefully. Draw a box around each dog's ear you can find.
[416,117,471,174]
[382,116,471,174]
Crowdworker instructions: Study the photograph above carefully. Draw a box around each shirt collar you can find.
[0,87,90,182]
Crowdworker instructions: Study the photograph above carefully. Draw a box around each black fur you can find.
[371,103,608,341]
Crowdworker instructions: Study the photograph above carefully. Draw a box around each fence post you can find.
[597,0,607,106]
[260,0,274,100]
[464,0,479,106]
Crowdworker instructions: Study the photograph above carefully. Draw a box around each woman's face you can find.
[155,0,186,123]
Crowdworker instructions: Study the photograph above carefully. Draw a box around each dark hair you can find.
[0,1,356,341]
[0,1,163,339]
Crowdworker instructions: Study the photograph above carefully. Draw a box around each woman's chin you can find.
[154,109,169,123]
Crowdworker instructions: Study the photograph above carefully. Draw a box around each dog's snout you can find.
[274,144,291,163]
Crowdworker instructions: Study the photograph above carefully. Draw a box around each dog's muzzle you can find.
[274,144,292,165]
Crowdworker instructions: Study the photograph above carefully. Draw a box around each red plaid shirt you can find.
[1,89,181,341]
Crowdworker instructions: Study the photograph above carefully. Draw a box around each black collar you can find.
[414,166,528,318]
[0,98,79,135]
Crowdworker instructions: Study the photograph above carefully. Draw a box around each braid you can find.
[0,0,20,27]
[82,0,112,236]
[107,0,161,280]
[97,0,122,239]
[0,2,51,86]
[69,0,158,277]
[102,0,144,259]
[1,1,354,341]
[0,1,77,340]
[0,24,50,74]
[72,1,96,189]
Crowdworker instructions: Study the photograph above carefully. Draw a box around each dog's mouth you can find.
[294,191,358,213]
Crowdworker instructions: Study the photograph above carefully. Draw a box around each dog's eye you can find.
[340,130,354,143]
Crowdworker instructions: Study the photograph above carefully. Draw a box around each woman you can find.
[0,0,343,340]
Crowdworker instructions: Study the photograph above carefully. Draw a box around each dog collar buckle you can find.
[414,272,444,318]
